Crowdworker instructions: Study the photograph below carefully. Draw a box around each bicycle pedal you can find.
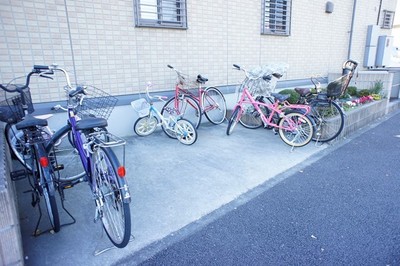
[10,169,28,181]
[53,164,65,171]
[61,183,74,190]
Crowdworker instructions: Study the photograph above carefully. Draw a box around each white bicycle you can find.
[131,83,198,145]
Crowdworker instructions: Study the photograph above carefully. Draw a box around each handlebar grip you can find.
[167,65,173,69]
[40,75,53,80]
[233,64,240,70]
[34,65,50,70]
[263,75,272,81]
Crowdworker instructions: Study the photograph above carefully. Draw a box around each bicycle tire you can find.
[310,100,344,142]
[45,125,86,183]
[35,146,60,233]
[92,145,131,248]
[226,106,241,135]
[161,95,202,128]
[175,119,197,145]
[238,102,264,129]
[134,116,158,136]
[5,123,34,171]
[202,87,227,125]
[278,112,313,147]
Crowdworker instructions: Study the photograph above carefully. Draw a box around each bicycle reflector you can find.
[39,157,49,167]
[117,166,126,177]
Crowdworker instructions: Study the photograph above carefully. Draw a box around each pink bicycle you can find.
[161,65,227,128]
[227,64,315,148]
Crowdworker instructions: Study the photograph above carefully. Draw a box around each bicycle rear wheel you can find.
[175,119,197,145]
[202,87,227,124]
[278,112,313,147]
[161,95,202,128]
[311,100,344,142]
[35,147,60,233]
[226,106,241,135]
[92,145,131,248]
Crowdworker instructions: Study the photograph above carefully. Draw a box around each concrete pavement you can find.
[14,114,329,265]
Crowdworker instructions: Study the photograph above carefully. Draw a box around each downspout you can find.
[348,0,357,59]
[64,0,78,84]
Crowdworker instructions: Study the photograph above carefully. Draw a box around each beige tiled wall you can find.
[0,0,397,103]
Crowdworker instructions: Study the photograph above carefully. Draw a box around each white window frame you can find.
[261,0,292,36]
[134,0,187,29]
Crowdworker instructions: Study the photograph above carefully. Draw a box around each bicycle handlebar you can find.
[145,82,168,102]
[0,65,56,93]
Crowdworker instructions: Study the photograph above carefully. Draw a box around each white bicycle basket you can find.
[131,98,150,117]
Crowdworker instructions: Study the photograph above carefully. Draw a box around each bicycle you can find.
[232,63,287,129]
[36,64,132,248]
[0,67,61,234]
[227,64,314,148]
[131,83,197,145]
[161,65,227,128]
[6,112,74,174]
[294,59,358,142]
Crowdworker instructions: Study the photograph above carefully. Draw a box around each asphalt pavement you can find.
[120,110,400,265]
[13,109,400,265]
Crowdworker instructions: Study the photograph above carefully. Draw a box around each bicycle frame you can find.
[173,83,212,113]
[148,101,183,132]
[235,87,311,131]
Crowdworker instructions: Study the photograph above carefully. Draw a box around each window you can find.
[381,10,395,29]
[262,0,292,36]
[134,0,187,29]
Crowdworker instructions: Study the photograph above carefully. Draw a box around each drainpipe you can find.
[348,0,357,59]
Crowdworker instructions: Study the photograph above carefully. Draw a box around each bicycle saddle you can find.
[196,75,208,84]
[294,87,311,96]
[76,117,107,130]
[16,114,48,130]
[271,93,290,102]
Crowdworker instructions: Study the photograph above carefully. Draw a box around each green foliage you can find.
[347,86,358,96]
[279,89,299,104]
[340,93,351,99]
[370,80,383,94]
[357,89,371,97]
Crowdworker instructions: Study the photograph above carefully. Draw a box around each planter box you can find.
[340,99,388,139]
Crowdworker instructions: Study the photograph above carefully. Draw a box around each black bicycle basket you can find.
[0,85,34,123]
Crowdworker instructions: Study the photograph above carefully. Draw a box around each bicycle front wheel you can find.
[226,106,241,135]
[134,116,158,136]
[202,87,227,124]
[238,102,264,129]
[278,112,313,147]
[92,146,131,248]
[161,95,202,128]
[5,123,34,171]
[311,100,344,142]
[46,125,86,183]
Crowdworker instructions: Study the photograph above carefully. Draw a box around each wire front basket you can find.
[131,98,150,117]
[238,63,288,97]
[75,85,118,120]
[0,85,34,123]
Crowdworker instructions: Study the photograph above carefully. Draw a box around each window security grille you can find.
[134,0,187,29]
[381,10,395,29]
[262,0,291,35]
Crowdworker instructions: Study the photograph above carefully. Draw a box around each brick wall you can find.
[0,0,397,103]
